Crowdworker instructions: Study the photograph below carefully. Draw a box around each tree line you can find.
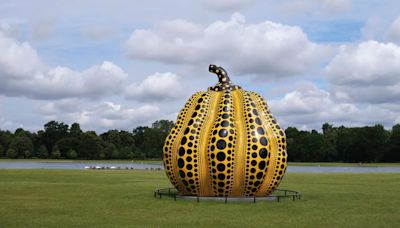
[0,121,399,162]
[286,123,400,162]
[0,120,174,160]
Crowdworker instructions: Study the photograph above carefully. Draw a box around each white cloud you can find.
[0,22,19,38]
[0,31,128,99]
[387,16,400,44]
[125,72,184,102]
[38,100,161,131]
[203,0,253,11]
[325,40,400,103]
[125,13,327,79]
[269,83,397,130]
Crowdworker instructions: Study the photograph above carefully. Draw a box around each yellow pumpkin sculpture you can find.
[163,64,287,197]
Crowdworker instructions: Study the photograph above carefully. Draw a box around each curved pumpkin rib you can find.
[172,91,204,195]
[197,91,220,196]
[241,91,272,196]
[207,90,237,196]
[163,92,202,192]
[251,92,287,195]
[230,90,246,196]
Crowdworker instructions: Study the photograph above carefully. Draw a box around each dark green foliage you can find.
[51,145,61,159]
[78,133,103,159]
[6,148,17,158]
[66,149,77,159]
[383,124,400,162]
[8,135,34,158]
[37,145,49,159]
[1,120,399,162]
[286,123,393,163]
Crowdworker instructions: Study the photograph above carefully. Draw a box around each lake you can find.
[0,161,399,172]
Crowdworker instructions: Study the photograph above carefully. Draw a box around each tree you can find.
[70,123,82,138]
[0,130,12,157]
[383,124,400,162]
[321,123,338,161]
[78,133,103,159]
[103,142,118,159]
[6,148,17,158]
[152,120,174,133]
[43,121,69,152]
[8,136,34,158]
[37,145,49,158]
[0,144,4,157]
[66,149,77,159]
[52,145,61,159]
[56,137,79,157]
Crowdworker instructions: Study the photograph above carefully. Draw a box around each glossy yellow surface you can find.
[163,65,287,197]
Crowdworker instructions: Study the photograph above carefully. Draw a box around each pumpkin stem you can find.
[209,64,232,85]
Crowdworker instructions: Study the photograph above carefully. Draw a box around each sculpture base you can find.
[154,188,301,203]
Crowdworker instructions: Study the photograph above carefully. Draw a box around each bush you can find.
[7,148,18,158]
[66,149,77,159]
[52,146,61,159]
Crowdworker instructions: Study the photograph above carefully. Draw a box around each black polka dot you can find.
[178,158,185,168]
[259,148,268,158]
[258,161,266,169]
[178,147,185,156]
[216,140,226,149]
[257,127,265,135]
[260,137,268,146]
[218,173,225,180]
[186,164,193,170]
[179,170,185,178]
[252,109,258,115]
[221,121,229,127]
[219,129,228,137]
[255,118,262,125]
[217,163,225,172]
[218,182,225,187]
[180,137,187,145]
[216,152,226,161]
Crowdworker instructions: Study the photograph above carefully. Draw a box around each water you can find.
[0,161,163,170]
[0,161,399,172]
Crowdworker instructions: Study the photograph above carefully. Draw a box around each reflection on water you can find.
[0,161,399,172]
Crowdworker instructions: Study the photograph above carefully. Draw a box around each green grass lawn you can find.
[0,170,399,227]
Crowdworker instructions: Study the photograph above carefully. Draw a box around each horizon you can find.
[1,0,400,132]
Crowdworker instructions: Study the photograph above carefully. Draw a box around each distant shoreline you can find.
[0,158,399,167]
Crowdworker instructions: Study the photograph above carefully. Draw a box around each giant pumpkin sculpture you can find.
[163,65,287,197]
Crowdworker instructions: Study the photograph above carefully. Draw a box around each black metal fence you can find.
[154,188,301,203]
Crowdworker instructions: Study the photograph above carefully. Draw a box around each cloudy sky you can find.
[1,0,400,133]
